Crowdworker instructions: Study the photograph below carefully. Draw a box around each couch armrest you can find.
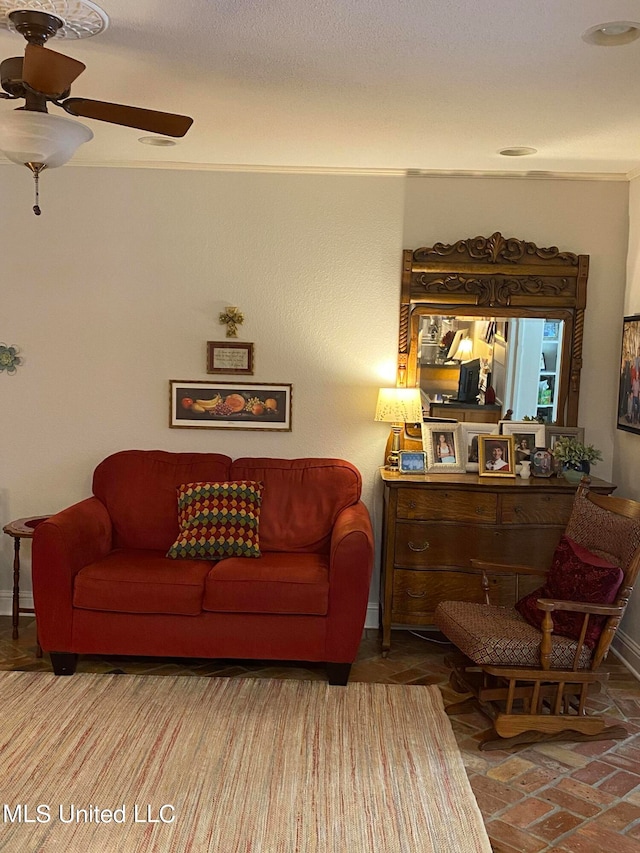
[325,501,374,662]
[32,497,112,651]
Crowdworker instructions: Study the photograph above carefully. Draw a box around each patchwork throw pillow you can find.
[166,481,263,560]
[515,535,623,648]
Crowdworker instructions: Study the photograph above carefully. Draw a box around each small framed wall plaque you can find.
[207,341,254,375]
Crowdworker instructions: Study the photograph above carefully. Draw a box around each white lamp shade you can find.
[0,111,93,168]
[451,337,473,361]
[374,387,423,423]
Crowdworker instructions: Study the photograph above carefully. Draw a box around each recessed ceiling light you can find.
[138,136,177,147]
[499,147,537,157]
[582,21,640,46]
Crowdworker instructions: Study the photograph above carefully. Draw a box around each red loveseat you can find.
[32,450,374,684]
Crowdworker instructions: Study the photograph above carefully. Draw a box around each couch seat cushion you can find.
[74,549,212,616]
[203,552,329,615]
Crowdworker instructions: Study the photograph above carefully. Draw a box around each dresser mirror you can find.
[397,233,589,436]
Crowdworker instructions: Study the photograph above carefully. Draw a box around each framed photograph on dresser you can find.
[478,435,516,478]
[460,422,499,472]
[545,425,584,448]
[545,426,585,474]
[499,421,546,466]
[421,423,465,473]
[398,451,427,474]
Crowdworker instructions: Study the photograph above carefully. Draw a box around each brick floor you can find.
[3,619,640,852]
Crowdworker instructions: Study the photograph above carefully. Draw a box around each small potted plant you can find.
[550,436,603,483]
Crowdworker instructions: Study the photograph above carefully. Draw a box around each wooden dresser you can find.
[379,469,616,653]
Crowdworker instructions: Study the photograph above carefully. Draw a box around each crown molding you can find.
[0,159,632,180]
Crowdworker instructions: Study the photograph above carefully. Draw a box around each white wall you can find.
[0,165,406,608]
[0,166,631,640]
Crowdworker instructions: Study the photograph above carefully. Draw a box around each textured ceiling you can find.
[1,0,640,176]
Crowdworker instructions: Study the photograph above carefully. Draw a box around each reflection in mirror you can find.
[418,315,565,422]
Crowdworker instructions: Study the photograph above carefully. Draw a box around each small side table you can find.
[3,515,50,656]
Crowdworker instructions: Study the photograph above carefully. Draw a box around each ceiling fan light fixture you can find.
[582,21,640,46]
[0,109,92,167]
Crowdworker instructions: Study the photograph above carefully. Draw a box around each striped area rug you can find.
[0,672,491,852]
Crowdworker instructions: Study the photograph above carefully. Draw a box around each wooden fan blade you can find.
[23,44,85,98]
[60,98,193,137]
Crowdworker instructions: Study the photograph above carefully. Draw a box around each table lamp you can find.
[451,336,473,361]
[374,387,423,470]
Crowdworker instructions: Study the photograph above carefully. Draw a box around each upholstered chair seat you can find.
[435,600,592,670]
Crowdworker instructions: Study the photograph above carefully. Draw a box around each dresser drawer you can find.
[395,522,563,569]
[500,493,575,525]
[391,568,536,622]
[396,489,497,522]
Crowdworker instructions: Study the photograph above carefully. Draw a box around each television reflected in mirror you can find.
[455,358,481,403]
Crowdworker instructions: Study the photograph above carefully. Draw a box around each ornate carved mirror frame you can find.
[398,232,589,426]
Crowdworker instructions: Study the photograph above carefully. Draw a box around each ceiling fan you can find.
[0,5,194,214]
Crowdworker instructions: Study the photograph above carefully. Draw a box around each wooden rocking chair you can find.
[434,483,640,751]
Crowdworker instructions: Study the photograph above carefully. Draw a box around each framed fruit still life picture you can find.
[170,381,292,430]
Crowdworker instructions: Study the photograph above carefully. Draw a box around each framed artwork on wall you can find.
[478,435,516,478]
[170,381,292,430]
[421,423,465,473]
[617,314,640,435]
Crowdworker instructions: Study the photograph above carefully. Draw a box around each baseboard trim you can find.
[365,603,379,630]
[611,630,640,682]
[0,589,33,617]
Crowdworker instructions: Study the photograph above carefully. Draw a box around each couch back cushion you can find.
[229,457,361,552]
[93,450,232,550]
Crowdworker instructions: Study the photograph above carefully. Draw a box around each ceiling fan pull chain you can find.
[33,167,41,215]
[26,162,45,215]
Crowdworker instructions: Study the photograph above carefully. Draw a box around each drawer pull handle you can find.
[408,500,417,509]
[408,540,429,552]
[474,506,486,515]
[406,589,427,598]
[514,505,523,514]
